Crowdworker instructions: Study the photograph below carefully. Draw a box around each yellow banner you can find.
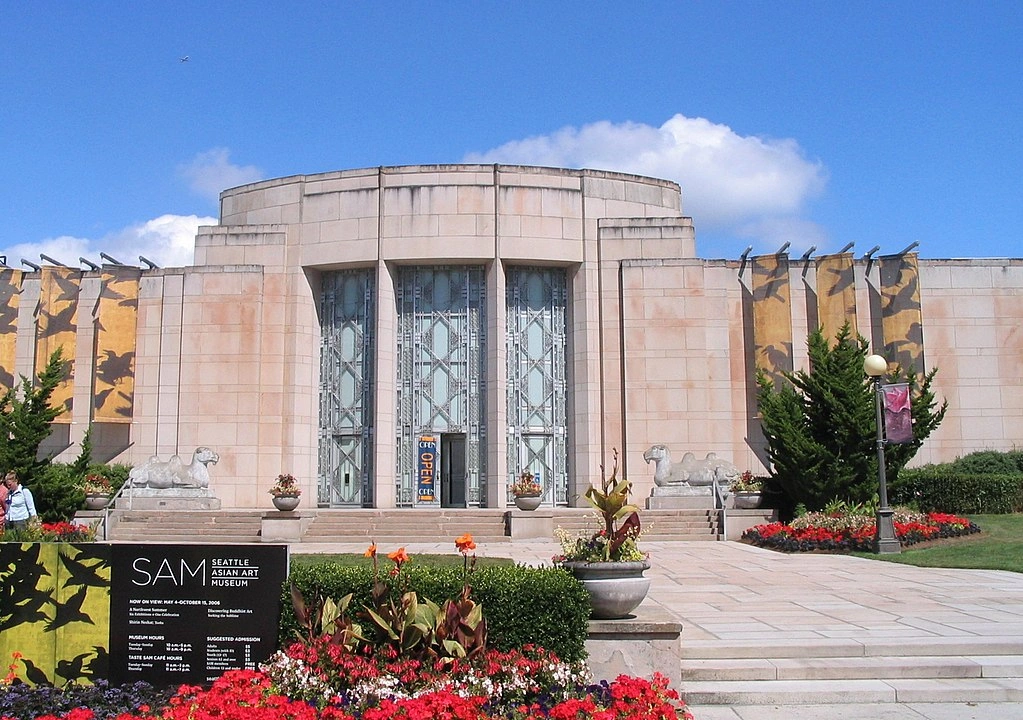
[879,253,925,374]
[751,254,793,383]
[34,266,80,421]
[0,268,22,392]
[815,252,858,340]
[93,266,140,422]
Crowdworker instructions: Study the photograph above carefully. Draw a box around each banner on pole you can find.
[882,383,913,444]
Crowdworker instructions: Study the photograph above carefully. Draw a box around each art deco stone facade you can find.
[3,165,1020,509]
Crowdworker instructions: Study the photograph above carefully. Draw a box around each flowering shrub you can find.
[742,510,980,552]
[730,470,763,493]
[0,520,97,543]
[270,474,302,497]
[80,474,113,495]
[510,471,542,497]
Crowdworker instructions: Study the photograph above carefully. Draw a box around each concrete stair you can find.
[104,507,722,544]
[681,637,1023,705]
[304,509,511,543]
[108,510,264,543]
[550,508,720,541]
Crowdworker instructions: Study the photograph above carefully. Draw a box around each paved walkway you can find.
[290,538,1023,720]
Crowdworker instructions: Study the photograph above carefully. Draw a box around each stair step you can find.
[684,656,989,682]
[682,636,1023,660]
[682,678,1023,705]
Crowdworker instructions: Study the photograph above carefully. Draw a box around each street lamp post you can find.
[864,354,901,554]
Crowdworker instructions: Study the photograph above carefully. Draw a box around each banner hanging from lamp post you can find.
[882,383,913,444]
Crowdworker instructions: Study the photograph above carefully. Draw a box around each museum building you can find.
[1,164,1020,510]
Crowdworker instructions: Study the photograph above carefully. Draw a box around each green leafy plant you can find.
[282,561,590,662]
[554,449,645,563]
[289,584,364,652]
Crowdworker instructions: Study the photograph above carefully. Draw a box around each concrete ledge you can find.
[506,509,554,539]
[724,509,775,540]
[116,489,222,511]
[261,512,315,542]
[586,603,683,688]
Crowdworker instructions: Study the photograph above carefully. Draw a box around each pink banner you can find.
[882,383,913,444]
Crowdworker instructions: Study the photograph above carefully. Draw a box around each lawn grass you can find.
[856,513,1023,573]
[289,552,515,569]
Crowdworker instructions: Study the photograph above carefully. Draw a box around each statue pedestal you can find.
[507,508,554,539]
[116,488,222,511]
[646,486,716,510]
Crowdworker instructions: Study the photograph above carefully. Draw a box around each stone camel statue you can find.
[642,444,740,487]
[129,447,220,489]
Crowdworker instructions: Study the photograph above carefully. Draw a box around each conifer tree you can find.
[756,325,947,515]
[0,348,67,485]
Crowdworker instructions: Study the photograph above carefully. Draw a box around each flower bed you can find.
[0,521,97,543]
[0,664,692,720]
[742,511,979,552]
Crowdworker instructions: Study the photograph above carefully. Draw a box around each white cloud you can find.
[464,114,829,249]
[1,214,217,270]
[178,148,264,203]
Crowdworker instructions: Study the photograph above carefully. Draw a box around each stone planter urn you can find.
[84,494,111,510]
[272,495,301,511]
[562,560,651,619]
[733,492,762,509]
[513,494,542,511]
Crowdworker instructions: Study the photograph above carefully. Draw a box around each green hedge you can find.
[951,450,1023,477]
[892,467,1021,514]
[281,562,591,662]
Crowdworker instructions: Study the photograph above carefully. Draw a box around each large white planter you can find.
[562,560,651,619]
[733,492,762,509]
[513,495,542,511]
[272,495,301,511]
[84,494,111,510]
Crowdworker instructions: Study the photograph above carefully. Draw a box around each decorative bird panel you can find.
[34,266,80,421]
[751,254,794,384]
[93,266,140,422]
[0,268,23,393]
[815,252,858,341]
[879,254,925,375]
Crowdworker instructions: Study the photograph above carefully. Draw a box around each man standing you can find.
[4,472,38,529]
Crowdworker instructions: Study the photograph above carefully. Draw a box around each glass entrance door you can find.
[441,434,467,508]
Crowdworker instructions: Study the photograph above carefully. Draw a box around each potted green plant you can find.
[730,470,763,509]
[269,473,302,511]
[80,473,114,510]
[510,470,543,511]
[553,449,650,619]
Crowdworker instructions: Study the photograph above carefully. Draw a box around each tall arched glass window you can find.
[318,269,375,506]
[506,266,568,505]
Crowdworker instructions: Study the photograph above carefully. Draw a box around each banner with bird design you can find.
[34,265,80,421]
[879,254,925,374]
[93,266,140,422]
[751,254,793,384]
[0,543,112,686]
[0,268,22,393]
[815,252,858,340]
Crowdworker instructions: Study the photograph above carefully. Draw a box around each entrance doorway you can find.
[441,434,466,508]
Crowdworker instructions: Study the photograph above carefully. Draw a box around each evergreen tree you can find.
[0,348,67,485]
[756,324,947,516]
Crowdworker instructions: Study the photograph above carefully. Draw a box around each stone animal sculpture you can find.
[129,447,220,489]
[642,444,740,487]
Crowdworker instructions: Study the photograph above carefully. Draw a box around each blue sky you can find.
[2,2,1020,267]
